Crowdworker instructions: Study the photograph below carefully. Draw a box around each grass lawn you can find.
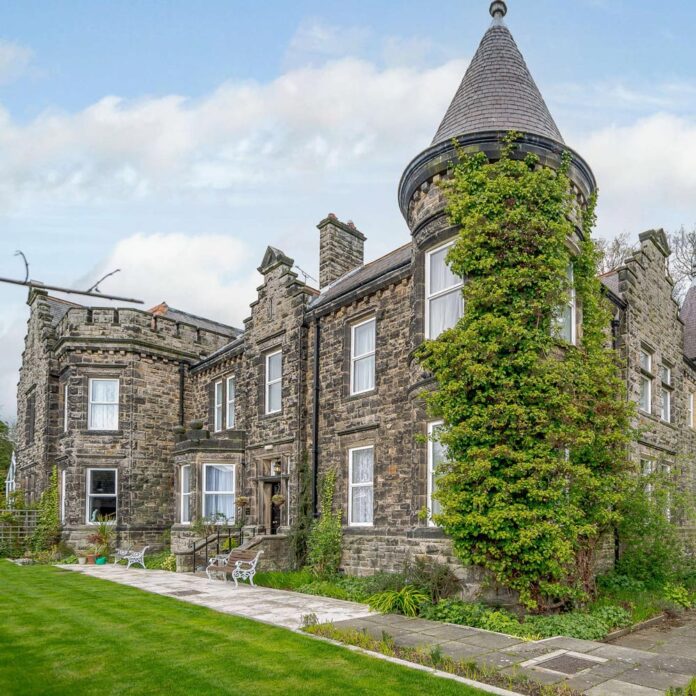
[0,562,486,696]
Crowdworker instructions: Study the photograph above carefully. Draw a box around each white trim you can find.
[213,380,223,432]
[63,382,68,432]
[87,378,119,431]
[202,463,236,523]
[348,445,374,527]
[4,453,16,498]
[350,317,376,395]
[660,365,672,423]
[265,350,282,415]
[690,393,695,429]
[566,264,577,346]
[85,468,118,524]
[639,349,653,415]
[60,469,67,524]
[427,421,444,527]
[225,376,236,429]
[180,464,191,524]
[425,240,464,339]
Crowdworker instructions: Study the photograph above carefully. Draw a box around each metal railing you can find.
[190,526,244,573]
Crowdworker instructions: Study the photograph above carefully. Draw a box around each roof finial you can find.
[490,1,507,19]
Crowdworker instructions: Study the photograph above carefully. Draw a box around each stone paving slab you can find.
[60,565,375,630]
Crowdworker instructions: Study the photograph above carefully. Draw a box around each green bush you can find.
[597,572,647,593]
[31,467,61,553]
[143,550,176,572]
[307,469,342,579]
[404,558,461,603]
[420,599,489,626]
[368,586,429,617]
[297,581,351,601]
[663,583,694,609]
[254,569,314,591]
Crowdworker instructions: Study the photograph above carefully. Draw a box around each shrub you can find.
[404,557,461,603]
[597,572,647,594]
[307,469,342,579]
[663,583,694,609]
[143,550,176,572]
[31,467,61,552]
[298,581,350,601]
[420,599,489,627]
[368,586,429,617]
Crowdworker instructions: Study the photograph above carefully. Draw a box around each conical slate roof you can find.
[432,5,563,146]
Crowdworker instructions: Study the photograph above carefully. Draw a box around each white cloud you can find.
[285,19,371,66]
[83,232,259,326]
[0,40,33,85]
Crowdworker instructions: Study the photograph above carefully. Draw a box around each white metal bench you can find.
[206,549,263,587]
[114,545,149,569]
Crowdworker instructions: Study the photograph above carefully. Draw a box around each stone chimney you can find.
[317,214,366,289]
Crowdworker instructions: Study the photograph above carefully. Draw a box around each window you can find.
[554,263,577,345]
[203,464,235,522]
[660,365,672,423]
[690,393,695,429]
[86,468,117,523]
[60,470,67,524]
[427,422,446,526]
[88,378,119,431]
[348,446,374,526]
[351,318,376,394]
[265,350,282,414]
[63,383,68,432]
[639,350,652,414]
[641,458,655,497]
[425,242,464,339]
[225,376,236,428]
[213,380,223,432]
[180,465,192,524]
[5,453,16,497]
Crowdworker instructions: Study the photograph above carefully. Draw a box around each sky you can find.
[1,0,696,420]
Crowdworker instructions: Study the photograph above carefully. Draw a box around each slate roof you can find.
[681,285,696,360]
[309,244,412,310]
[44,296,83,326]
[599,271,621,297]
[432,15,563,146]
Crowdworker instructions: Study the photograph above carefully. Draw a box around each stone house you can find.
[14,2,696,577]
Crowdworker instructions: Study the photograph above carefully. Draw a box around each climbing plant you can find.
[32,466,61,552]
[416,134,634,610]
[307,468,342,578]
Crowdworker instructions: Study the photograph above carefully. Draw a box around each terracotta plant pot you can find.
[86,554,97,564]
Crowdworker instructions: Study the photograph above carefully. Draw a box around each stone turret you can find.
[398,1,596,249]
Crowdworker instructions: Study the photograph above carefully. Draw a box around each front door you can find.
[270,481,281,535]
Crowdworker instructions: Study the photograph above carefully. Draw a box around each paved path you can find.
[332,614,696,695]
[61,564,374,630]
[610,609,696,659]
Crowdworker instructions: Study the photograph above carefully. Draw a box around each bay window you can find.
[86,468,117,523]
[348,446,374,526]
[350,318,376,394]
[203,464,235,522]
[425,242,464,339]
[88,378,119,431]
[265,350,282,414]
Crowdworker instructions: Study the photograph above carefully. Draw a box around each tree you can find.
[669,226,696,303]
[416,135,634,610]
[595,232,634,275]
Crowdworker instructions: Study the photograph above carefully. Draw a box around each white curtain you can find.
[430,438,445,517]
[429,247,459,294]
[353,355,375,392]
[267,352,282,381]
[351,449,373,524]
[267,382,281,413]
[90,379,118,430]
[429,291,463,338]
[181,466,191,523]
[204,465,235,522]
[353,321,375,356]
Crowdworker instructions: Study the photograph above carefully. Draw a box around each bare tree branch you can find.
[595,232,635,275]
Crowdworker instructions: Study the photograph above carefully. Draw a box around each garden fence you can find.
[0,509,39,553]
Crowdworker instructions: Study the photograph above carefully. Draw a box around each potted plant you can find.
[86,549,97,564]
[271,493,286,507]
[87,513,115,564]
[78,555,87,565]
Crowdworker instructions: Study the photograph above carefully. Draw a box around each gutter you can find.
[312,317,321,517]
[178,362,186,426]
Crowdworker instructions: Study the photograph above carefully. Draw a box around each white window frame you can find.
[63,382,68,432]
[641,458,655,497]
[425,241,464,339]
[564,264,577,345]
[202,463,236,523]
[213,380,223,432]
[427,421,444,527]
[265,350,282,415]
[60,469,67,524]
[85,468,117,525]
[350,317,376,395]
[225,376,236,429]
[690,392,695,429]
[348,446,374,527]
[180,464,191,524]
[660,365,672,423]
[87,378,119,431]
[639,350,653,415]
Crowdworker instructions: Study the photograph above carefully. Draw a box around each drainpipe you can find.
[312,317,321,517]
[178,362,186,427]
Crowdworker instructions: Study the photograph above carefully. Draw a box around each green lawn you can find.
[0,562,485,696]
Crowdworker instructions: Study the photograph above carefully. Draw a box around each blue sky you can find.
[1,0,696,419]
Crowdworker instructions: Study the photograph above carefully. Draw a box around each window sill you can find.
[80,430,124,436]
[346,389,377,401]
[261,411,282,420]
